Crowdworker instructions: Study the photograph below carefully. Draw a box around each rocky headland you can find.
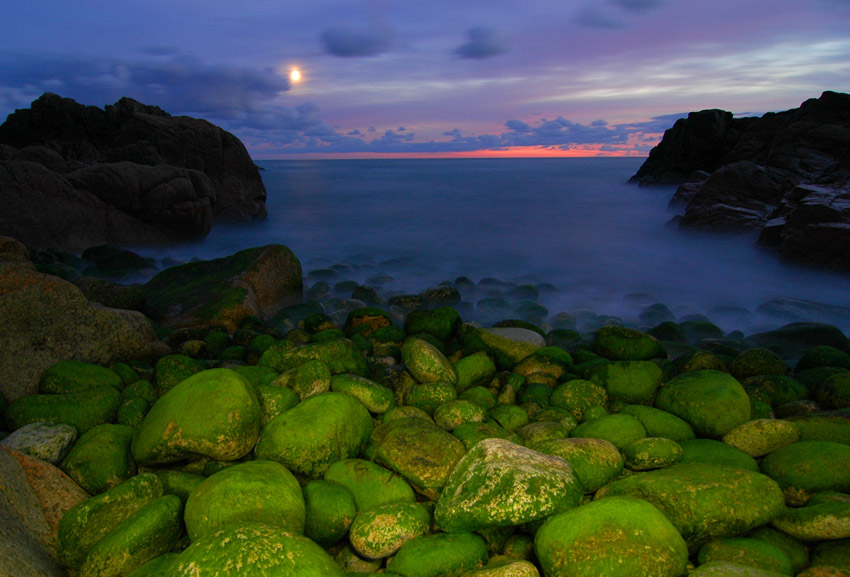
[0,93,267,252]
[631,91,850,271]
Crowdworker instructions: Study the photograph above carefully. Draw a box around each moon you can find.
[290,68,302,83]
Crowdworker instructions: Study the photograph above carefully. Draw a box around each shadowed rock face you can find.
[632,91,850,271]
[0,93,267,251]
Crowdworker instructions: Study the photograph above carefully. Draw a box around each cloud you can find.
[453,27,509,59]
[576,0,667,28]
[614,0,667,12]
[320,25,393,57]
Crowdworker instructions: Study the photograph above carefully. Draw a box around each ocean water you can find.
[139,158,850,334]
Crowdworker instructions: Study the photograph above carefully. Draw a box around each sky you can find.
[0,0,848,158]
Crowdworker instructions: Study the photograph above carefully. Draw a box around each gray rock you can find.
[0,422,78,464]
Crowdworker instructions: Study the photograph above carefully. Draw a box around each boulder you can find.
[302,480,357,545]
[349,502,431,559]
[0,236,160,402]
[386,532,488,577]
[142,244,302,332]
[0,422,78,464]
[655,370,751,439]
[760,441,850,506]
[323,458,416,513]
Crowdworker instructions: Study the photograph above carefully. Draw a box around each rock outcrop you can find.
[632,91,850,270]
[0,93,267,252]
[0,236,161,403]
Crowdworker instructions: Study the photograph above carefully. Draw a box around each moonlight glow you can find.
[289,68,302,83]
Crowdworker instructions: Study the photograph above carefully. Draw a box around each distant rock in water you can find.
[0,93,267,252]
[631,91,850,271]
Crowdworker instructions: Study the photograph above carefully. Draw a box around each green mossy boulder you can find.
[57,473,163,569]
[593,326,665,361]
[125,553,179,577]
[7,385,122,433]
[153,470,205,504]
[722,419,801,457]
[622,437,684,471]
[818,372,850,410]
[688,561,790,576]
[386,532,489,577]
[434,399,488,431]
[596,462,786,551]
[786,415,850,445]
[459,325,543,371]
[270,358,333,400]
[404,307,462,341]
[254,383,299,427]
[697,537,794,576]
[532,437,623,493]
[797,346,850,372]
[171,524,345,577]
[747,527,810,573]
[345,307,393,337]
[585,360,663,405]
[772,499,850,541]
[303,479,357,545]
[77,494,183,577]
[435,438,583,533]
[331,374,395,413]
[153,354,205,396]
[679,438,760,472]
[39,359,123,394]
[60,423,136,494]
[534,495,688,577]
[744,375,809,406]
[452,421,521,450]
[349,502,431,559]
[454,352,497,393]
[668,349,727,377]
[488,404,530,432]
[549,379,608,421]
[405,382,458,415]
[184,460,305,541]
[117,397,150,428]
[460,386,498,410]
[255,392,373,481]
[655,370,751,438]
[618,404,696,442]
[729,348,789,380]
[123,380,158,405]
[570,413,647,450]
[372,417,467,499]
[324,458,416,512]
[402,337,458,384]
[516,421,573,446]
[760,441,850,506]
[259,338,369,377]
[461,558,540,577]
[512,347,574,381]
[809,537,850,571]
[132,369,261,467]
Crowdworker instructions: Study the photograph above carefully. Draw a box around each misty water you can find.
[138,158,850,334]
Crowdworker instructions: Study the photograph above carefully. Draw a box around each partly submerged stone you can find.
[184,460,305,541]
[7,385,122,434]
[372,417,467,499]
[596,462,786,551]
[760,441,850,506]
[435,438,582,533]
[349,502,431,559]
[655,369,751,438]
[593,326,665,361]
[254,392,373,481]
[697,537,795,576]
[259,338,369,377]
[171,524,345,577]
[77,494,183,577]
[131,368,261,467]
[722,419,801,457]
[532,437,623,493]
[0,421,77,463]
[323,458,415,512]
[303,479,356,546]
[386,532,489,577]
[38,360,123,394]
[534,495,689,577]
[60,423,136,494]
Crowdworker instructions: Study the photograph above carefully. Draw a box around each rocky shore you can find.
[631,91,850,271]
[2,235,850,577]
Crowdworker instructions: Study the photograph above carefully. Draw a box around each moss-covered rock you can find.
[534,495,688,577]
[454,352,497,393]
[152,469,205,504]
[532,437,623,493]
[452,421,521,450]
[152,354,204,397]
[747,527,810,574]
[255,392,373,481]
[184,460,305,541]
[402,337,457,384]
[434,399,488,431]
[744,375,809,407]
[460,558,540,577]
[386,532,488,577]
[655,370,751,438]
[404,307,462,341]
[331,374,395,413]
[117,397,150,428]
[324,458,416,512]
[697,537,794,576]
[123,379,157,405]
[596,462,786,551]
[585,360,663,405]
[593,326,665,361]
[372,417,467,499]
[679,438,760,472]
[729,348,789,380]
[39,359,123,394]
[618,404,696,442]
[459,324,543,371]
[57,473,163,569]
[254,383,299,427]
[512,347,574,381]
[818,372,850,410]
[772,499,850,541]
[303,479,356,545]
[7,385,122,433]
[570,413,647,450]
[259,338,369,377]
[171,524,345,576]
[349,502,431,559]
[760,441,850,506]
[722,419,801,457]
[435,438,582,533]
[549,379,608,422]
[688,561,790,576]
[809,537,850,571]
[488,404,530,432]
[60,423,136,494]
[77,494,183,577]
[786,414,850,445]
[516,421,573,446]
[132,369,261,467]
[124,553,179,577]
[622,437,683,471]
[797,346,850,372]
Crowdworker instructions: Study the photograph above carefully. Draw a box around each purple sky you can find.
[1,0,848,157]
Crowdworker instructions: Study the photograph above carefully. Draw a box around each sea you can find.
[137,158,850,335]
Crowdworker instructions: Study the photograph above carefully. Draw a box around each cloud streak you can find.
[320,25,393,57]
[453,27,509,59]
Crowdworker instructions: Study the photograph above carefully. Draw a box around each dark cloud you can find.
[320,25,393,57]
[577,0,667,27]
[614,0,666,12]
[453,27,509,59]
[575,6,624,28]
